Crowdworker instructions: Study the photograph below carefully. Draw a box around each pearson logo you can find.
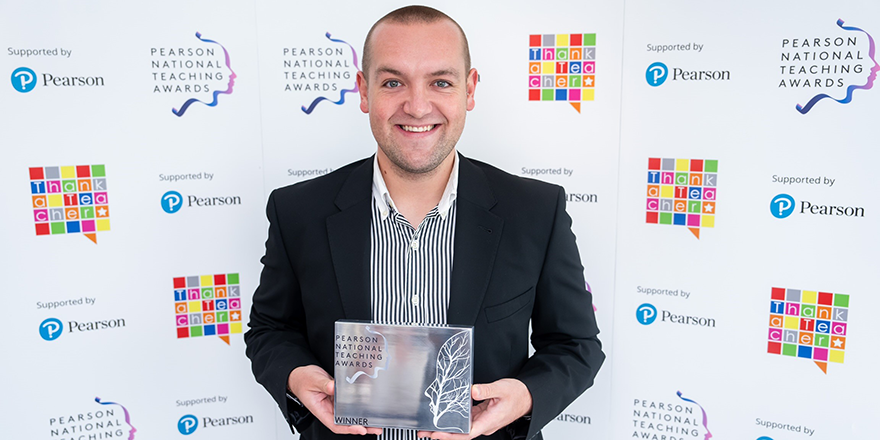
[177,413,253,434]
[645,62,668,86]
[636,303,657,325]
[645,61,730,86]
[769,193,865,219]
[11,67,37,92]
[162,191,183,213]
[770,194,795,218]
[528,33,597,113]
[161,190,241,213]
[39,317,63,341]
[10,66,104,93]
[178,414,198,435]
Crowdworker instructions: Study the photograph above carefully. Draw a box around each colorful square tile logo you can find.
[174,273,242,345]
[29,165,110,244]
[528,33,596,113]
[767,287,849,374]
[645,158,717,239]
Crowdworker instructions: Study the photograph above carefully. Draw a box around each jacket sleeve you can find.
[515,186,605,440]
[244,189,321,432]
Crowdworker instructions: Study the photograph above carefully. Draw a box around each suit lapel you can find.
[326,158,373,321]
[447,155,503,326]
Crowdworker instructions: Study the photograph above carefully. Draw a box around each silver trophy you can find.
[333,320,473,433]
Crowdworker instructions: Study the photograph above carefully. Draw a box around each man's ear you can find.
[466,68,478,111]
[357,71,369,114]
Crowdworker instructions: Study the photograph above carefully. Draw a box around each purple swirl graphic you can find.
[796,19,879,114]
[172,32,236,117]
[301,32,360,114]
[677,391,712,440]
[95,397,137,440]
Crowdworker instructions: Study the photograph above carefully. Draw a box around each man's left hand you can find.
[417,378,533,439]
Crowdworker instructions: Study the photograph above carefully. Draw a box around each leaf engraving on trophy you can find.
[424,330,471,432]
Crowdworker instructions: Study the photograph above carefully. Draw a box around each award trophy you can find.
[333,320,473,433]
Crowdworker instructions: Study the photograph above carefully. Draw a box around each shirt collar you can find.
[371,153,459,221]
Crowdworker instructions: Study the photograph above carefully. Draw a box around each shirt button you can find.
[411,240,419,251]
[411,295,419,306]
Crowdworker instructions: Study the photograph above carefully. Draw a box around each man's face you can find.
[357,20,477,176]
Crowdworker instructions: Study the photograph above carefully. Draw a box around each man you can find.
[245,6,603,440]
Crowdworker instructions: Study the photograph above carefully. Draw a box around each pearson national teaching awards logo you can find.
[528,33,596,113]
[284,32,361,114]
[150,32,236,116]
[49,397,136,439]
[780,19,879,114]
[29,165,110,244]
[633,391,712,440]
[175,273,243,345]
[646,62,668,86]
[767,287,849,374]
[646,158,717,239]
[12,67,37,92]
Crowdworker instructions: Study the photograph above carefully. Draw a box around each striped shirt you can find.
[370,154,458,440]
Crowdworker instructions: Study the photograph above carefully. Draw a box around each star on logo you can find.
[703,204,714,213]
[97,207,108,217]
[231,311,240,321]
[832,337,844,348]
[584,77,594,86]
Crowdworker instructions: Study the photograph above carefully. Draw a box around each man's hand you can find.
[288,365,383,436]
[417,378,533,440]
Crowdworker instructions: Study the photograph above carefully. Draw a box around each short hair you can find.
[362,5,471,78]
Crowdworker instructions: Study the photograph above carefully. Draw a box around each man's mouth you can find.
[398,124,437,133]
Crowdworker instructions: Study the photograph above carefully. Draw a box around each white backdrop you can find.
[1,1,877,439]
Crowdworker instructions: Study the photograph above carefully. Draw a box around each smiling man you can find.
[246,6,603,440]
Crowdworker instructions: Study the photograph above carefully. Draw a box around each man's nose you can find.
[402,86,432,118]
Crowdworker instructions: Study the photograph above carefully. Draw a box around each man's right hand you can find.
[288,365,383,436]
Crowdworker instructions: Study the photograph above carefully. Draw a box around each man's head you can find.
[357,6,477,177]
[362,6,471,80]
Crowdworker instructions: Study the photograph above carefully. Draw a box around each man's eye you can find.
[384,80,401,88]
[434,80,451,88]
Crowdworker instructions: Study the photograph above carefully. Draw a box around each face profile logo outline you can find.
[162,191,183,214]
[646,62,668,86]
[11,67,37,93]
[796,19,880,114]
[770,194,795,218]
[171,32,236,117]
[636,303,657,325]
[39,317,63,340]
[178,414,198,435]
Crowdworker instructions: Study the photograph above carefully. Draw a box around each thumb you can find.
[324,378,335,396]
[472,383,494,401]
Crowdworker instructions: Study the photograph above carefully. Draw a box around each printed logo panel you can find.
[767,287,849,374]
[29,165,110,244]
[646,158,717,239]
[174,273,243,345]
[528,33,596,113]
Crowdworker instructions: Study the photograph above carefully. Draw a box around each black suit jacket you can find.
[245,154,604,440]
